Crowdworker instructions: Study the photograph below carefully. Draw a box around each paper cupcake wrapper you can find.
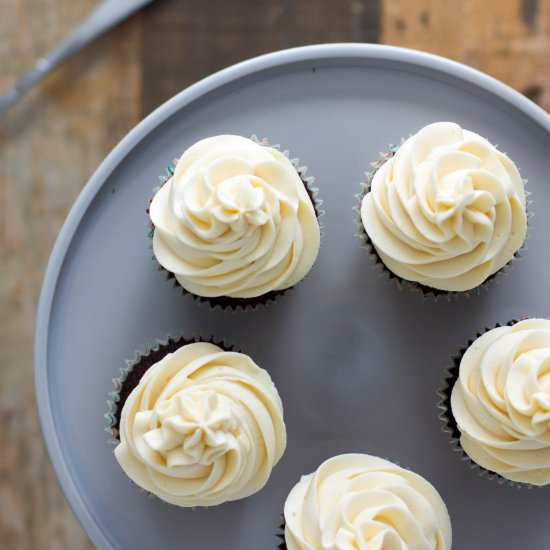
[147,136,324,312]
[353,141,532,301]
[436,320,535,489]
[277,517,287,550]
[105,335,236,443]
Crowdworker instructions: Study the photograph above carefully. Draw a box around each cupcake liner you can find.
[436,320,534,489]
[277,517,287,550]
[147,136,324,312]
[353,141,531,301]
[105,335,236,442]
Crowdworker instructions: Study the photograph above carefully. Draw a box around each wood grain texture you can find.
[140,0,379,115]
[0,0,547,548]
[0,1,142,549]
[381,0,550,111]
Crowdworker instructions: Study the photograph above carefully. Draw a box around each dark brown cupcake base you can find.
[363,230,518,298]
[159,269,289,311]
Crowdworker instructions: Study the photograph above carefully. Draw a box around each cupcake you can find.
[107,338,286,506]
[359,122,528,296]
[282,454,451,549]
[149,135,321,309]
[440,318,550,486]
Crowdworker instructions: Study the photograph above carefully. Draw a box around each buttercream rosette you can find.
[358,122,527,296]
[439,318,550,487]
[281,454,451,550]
[149,135,321,309]
[106,337,286,506]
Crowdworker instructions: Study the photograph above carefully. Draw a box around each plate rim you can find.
[33,43,550,549]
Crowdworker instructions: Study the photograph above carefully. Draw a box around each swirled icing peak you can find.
[150,135,321,298]
[451,319,550,485]
[361,122,527,291]
[284,454,451,550]
[114,342,286,506]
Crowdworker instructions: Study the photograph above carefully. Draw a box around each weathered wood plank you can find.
[140,0,380,115]
[381,0,550,111]
[0,1,143,548]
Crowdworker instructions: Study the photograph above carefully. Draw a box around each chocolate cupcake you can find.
[149,135,322,310]
[106,337,286,506]
[438,318,550,487]
[281,453,451,549]
[357,122,528,298]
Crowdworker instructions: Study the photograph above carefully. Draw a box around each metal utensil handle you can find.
[0,0,153,118]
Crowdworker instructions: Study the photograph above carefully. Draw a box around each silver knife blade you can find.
[0,0,155,119]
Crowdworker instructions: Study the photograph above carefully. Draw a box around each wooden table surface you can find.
[1,0,548,547]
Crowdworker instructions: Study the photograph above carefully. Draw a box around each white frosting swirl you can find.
[114,342,286,506]
[361,122,527,291]
[284,454,451,550]
[451,319,550,485]
[150,135,320,298]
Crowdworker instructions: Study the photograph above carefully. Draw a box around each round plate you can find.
[35,44,550,549]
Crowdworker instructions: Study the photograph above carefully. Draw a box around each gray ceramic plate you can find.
[35,44,550,549]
